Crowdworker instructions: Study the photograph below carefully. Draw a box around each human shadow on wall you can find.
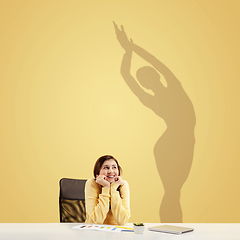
[114,22,196,223]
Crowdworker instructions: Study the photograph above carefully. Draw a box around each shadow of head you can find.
[136,66,161,90]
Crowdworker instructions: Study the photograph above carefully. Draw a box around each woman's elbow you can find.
[117,214,131,226]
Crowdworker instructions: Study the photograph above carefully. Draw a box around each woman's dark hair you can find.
[93,155,122,178]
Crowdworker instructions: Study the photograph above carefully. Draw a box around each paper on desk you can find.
[72,224,134,233]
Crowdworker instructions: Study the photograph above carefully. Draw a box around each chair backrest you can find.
[59,178,87,223]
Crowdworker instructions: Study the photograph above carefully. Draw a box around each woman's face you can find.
[99,159,119,183]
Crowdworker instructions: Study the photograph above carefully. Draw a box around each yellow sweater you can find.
[85,178,130,225]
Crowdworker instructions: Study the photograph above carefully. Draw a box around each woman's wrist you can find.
[102,183,110,188]
[111,182,121,190]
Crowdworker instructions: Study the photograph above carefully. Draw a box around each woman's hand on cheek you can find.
[96,175,110,188]
[114,176,124,186]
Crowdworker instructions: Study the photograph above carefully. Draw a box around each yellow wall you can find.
[0,0,240,223]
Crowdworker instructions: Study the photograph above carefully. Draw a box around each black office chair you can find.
[59,178,87,223]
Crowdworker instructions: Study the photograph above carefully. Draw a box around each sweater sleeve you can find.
[110,180,131,225]
[85,178,110,224]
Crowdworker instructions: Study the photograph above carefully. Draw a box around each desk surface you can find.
[0,223,239,240]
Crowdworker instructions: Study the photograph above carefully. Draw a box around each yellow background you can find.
[0,0,240,223]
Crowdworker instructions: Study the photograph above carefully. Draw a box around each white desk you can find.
[0,223,239,240]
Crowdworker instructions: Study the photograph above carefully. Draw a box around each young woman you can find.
[85,155,130,225]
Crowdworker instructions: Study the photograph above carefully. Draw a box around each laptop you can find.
[148,225,194,234]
